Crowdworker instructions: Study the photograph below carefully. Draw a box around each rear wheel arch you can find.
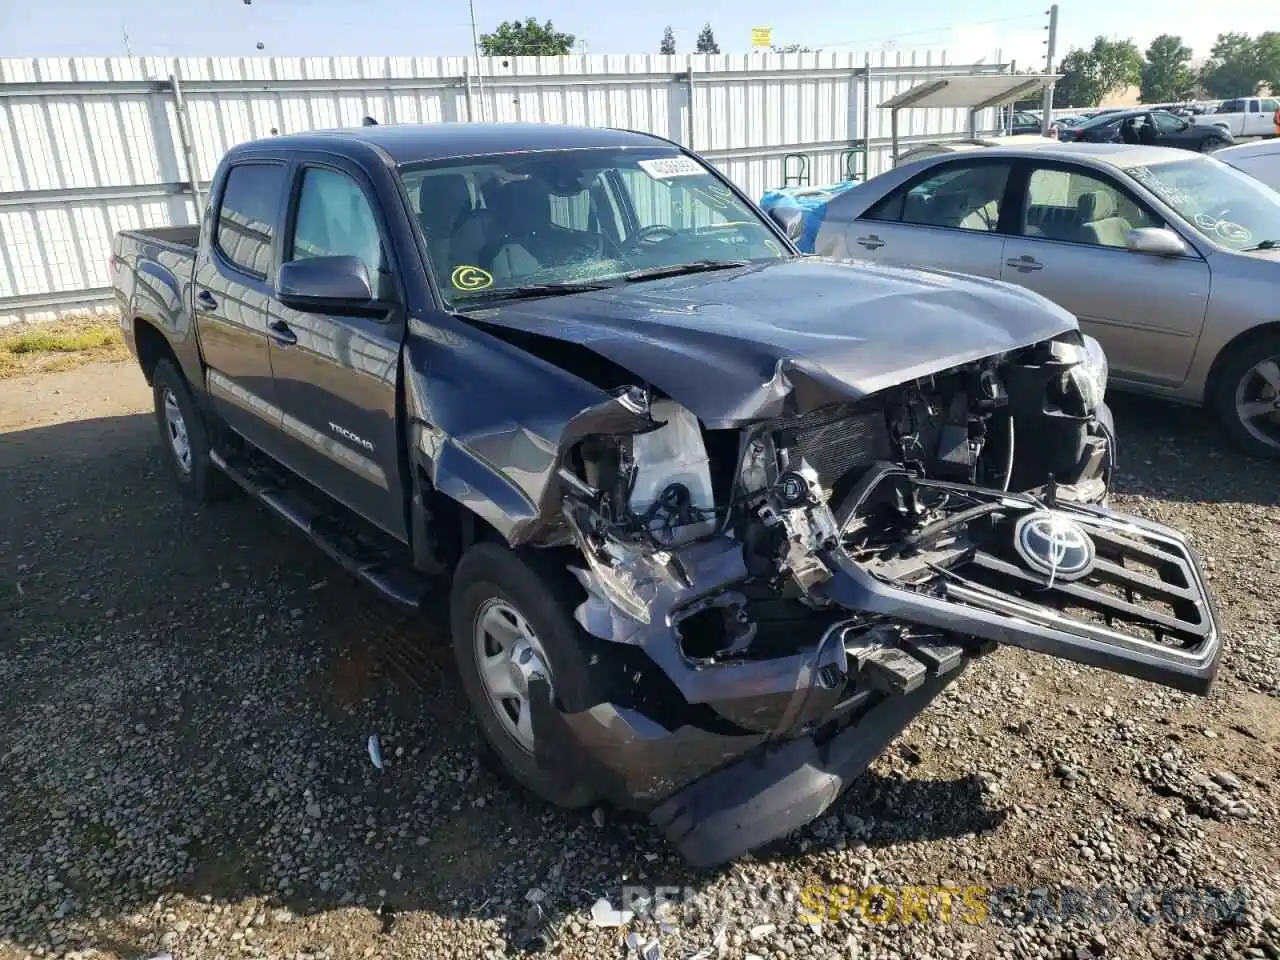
[133,317,178,384]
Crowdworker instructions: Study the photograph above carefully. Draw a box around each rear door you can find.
[999,159,1210,387]
[194,160,289,453]
[846,158,1015,278]
[264,156,408,539]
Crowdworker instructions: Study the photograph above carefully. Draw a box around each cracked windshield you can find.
[1123,157,1280,251]
[399,148,788,304]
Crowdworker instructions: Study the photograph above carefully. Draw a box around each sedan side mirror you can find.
[1126,227,1189,258]
[277,255,374,309]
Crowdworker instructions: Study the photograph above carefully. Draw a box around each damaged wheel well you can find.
[413,465,508,573]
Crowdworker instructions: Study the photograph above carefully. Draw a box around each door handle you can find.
[855,234,885,250]
[196,290,218,311]
[1005,255,1044,272]
[268,320,298,346]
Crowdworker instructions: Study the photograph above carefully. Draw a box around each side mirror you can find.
[1126,227,1189,258]
[766,205,805,242]
[277,255,374,309]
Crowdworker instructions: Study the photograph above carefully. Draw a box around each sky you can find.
[0,0,1263,66]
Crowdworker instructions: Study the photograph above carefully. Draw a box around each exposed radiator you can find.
[781,404,894,489]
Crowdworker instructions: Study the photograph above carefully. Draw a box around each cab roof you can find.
[248,122,672,165]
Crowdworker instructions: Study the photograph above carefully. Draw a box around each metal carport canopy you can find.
[879,73,1062,160]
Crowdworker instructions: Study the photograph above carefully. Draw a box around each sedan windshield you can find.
[398,147,788,305]
[1123,156,1280,251]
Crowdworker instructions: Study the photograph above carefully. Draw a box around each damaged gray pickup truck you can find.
[111,122,1221,867]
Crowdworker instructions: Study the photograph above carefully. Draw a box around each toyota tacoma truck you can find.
[111,122,1220,867]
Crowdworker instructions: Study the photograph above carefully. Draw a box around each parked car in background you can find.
[784,143,1280,458]
[1007,109,1044,135]
[1196,97,1279,139]
[1058,108,1234,152]
[114,121,1210,868]
[1215,138,1280,191]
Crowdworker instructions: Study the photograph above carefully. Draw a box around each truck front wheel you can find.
[449,543,599,809]
[150,359,236,502]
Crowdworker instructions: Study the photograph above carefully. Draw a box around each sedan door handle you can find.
[1005,255,1044,272]
[855,234,885,250]
[268,320,298,346]
[196,289,218,311]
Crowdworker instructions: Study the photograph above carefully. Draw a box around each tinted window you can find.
[867,162,1012,232]
[215,163,286,277]
[1219,99,1243,114]
[1021,166,1161,248]
[289,167,383,278]
[1152,112,1185,134]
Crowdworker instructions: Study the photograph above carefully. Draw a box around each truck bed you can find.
[117,224,200,254]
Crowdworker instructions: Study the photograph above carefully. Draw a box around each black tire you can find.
[1208,332,1280,459]
[1200,135,1227,153]
[449,543,599,808]
[151,358,237,502]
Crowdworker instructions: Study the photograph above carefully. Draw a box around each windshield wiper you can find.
[1242,239,1278,251]
[455,281,613,303]
[619,259,753,282]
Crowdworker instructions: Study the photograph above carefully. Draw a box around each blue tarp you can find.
[759,180,861,253]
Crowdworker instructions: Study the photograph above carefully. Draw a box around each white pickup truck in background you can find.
[1197,96,1279,138]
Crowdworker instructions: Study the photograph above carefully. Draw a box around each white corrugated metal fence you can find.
[0,49,1005,323]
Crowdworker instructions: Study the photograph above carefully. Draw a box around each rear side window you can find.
[288,167,383,278]
[215,163,286,277]
[865,161,1012,232]
[1219,100,1243,114]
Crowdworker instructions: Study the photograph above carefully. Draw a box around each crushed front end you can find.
[535,332,1218,867]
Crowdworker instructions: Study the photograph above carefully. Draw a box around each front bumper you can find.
[541,473,1218,868]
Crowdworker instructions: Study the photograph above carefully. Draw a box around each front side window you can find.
[215,162,286,277]
[289,167,382,279]
[866,161,1012,232]
[1125,156,1280,250]
[1020,166,1161,248]
[398,148,787,305]
[1152,112,1185,134]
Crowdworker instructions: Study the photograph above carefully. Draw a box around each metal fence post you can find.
[862,53,873,177]
[686,65,696,150]
[169,72,204,225]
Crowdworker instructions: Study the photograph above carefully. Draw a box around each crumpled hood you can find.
[462,257,1079,427]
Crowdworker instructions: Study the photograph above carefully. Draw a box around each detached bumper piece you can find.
[649,670,962,867]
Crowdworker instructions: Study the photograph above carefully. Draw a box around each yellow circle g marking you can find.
[451,265,494,290]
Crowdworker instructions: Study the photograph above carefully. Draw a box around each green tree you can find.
[695,23,720,55]
[1198,32,1266,97]
[1255,31,1280,92]
[659,26,676,55]
[1051,37,1143,108]
[479,18,575,56]
[1140,35,1195,103]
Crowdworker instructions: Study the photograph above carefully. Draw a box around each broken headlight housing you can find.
[1068,334,1109,414]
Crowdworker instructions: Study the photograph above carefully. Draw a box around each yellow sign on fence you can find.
[750,26,772,49]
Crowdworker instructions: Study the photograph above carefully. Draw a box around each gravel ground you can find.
[1,360,1277,960]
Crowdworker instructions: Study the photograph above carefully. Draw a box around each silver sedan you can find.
[804,143,1280,457]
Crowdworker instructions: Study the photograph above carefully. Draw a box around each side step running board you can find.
[210,450,431,610]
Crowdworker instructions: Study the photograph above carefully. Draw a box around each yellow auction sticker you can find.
[451,265,494,290]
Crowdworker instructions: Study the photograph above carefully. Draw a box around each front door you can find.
[195,160,289,452]
[1000,160,1210,388]
[846,158,1014,279]
[265,159,407,539]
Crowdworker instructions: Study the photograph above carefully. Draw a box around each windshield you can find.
[1123,156,1280,250]
[398,147,788,305]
